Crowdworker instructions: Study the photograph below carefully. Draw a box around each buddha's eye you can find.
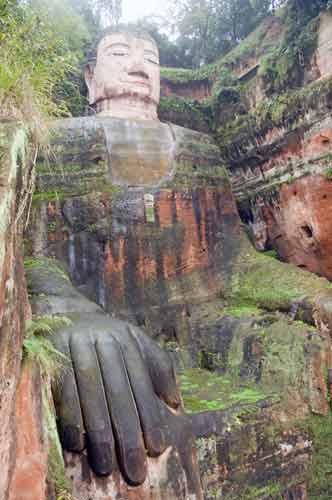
[146,57,159,65]
[106,43,130,57]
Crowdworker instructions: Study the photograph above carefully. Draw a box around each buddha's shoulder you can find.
[50,116,220,159]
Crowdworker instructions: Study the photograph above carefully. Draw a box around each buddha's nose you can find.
[128,46,149,79]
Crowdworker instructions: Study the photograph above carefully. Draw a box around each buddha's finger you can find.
[129,325,181,409]
[116,327,167,457]
[51,334,85,452]
[70,335,114,476]
[96,336,147,485]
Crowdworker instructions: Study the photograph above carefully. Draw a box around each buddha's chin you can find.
[95,96,159,120]
[112,89,153,102]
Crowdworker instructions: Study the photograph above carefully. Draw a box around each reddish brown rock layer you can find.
[31,185,240,343]
[0,124,47,500]
[259,176,332,279]
[8,365,47,500]
[161,79,211,102]
[234,117,332,280]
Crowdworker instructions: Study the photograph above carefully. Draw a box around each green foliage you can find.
[0,0,107,129]
[216,77,332,157]
[263,249,279,259]
[324,166,332,179]
[258,3,321,95]
[24,257,70,280]
[0,2,69,130]
[164,0,281,68]
[158,96,210,130]
[307,414,332,500]
[23,315,71,379]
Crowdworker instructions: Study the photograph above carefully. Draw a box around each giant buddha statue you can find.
[28,27,228,500]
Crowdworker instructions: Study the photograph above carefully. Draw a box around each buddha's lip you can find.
[127,80,150,87]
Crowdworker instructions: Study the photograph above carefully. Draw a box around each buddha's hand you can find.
[52,313,181,486]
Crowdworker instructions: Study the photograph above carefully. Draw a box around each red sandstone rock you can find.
[0,123,49,500]
[8,366,47,500]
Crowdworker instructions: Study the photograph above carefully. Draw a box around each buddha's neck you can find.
[95,97,158,120]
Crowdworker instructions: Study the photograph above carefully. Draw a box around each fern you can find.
[23,315,71,380]
[26,315,71,337]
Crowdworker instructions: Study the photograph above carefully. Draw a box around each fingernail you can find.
[145,427,166,457]
[87,431,114,476]
[124,448,147,486]
[61,425,84,452]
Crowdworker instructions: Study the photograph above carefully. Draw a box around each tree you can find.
[164,0,270,68]
[92,0,122,27]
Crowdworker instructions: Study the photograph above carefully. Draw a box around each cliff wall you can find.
[159,7,332,284]
[27,112,332,499]
[0,123,48,500]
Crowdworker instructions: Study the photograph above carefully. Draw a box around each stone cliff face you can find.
[226,9,332,277]
[160,9,332,283]
[0,123,48,500]
[27,111,332,499]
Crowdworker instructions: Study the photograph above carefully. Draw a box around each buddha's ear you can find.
[84,62,96,104]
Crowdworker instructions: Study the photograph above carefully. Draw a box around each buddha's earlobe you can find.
[84,63,97,105]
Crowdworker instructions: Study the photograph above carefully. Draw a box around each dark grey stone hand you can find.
[52,313,181,485]
[26,259,201,496]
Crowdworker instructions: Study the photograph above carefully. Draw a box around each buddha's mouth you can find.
[129,80,150,87]
[126,71,150,88]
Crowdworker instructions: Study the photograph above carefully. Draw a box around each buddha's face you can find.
[86,32,160,113]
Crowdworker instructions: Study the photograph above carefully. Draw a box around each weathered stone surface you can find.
[0,122,48,500]
[8,364,47,500]
[160,78,211,102]
[27,114,332,499]
[26,257,204,499]
[233,114,332,280]
[30,117,238,345]
[316,12,332,80]
[213,13,332,281]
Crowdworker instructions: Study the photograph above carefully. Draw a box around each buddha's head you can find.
[85,28,160,120]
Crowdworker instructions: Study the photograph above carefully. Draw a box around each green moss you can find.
[180,368,272,414]
[258,5,320,96]
[160,67,203,84]
[307,414,332,500]
[324,166,332,179]
[230,246,332,312]
[222,305,263,318]
[242,483,283,500]
[170,162,230,188]
[32,190,67,204]
[43,387,72,499]
[158,96,210,130]
[222,17,276,68]
[263,249,279,259]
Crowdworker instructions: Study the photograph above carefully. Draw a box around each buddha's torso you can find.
[31,116,241,343]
